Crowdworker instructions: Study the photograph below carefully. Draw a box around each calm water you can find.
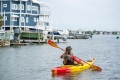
[0,35,120,80]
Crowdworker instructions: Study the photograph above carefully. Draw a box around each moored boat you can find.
[52,58,95,75]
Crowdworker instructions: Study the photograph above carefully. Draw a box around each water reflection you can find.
[52,72,81,80]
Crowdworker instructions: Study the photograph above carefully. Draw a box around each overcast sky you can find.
[43,0,120,31]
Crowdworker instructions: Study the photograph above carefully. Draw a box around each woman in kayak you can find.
[60,46,84,65]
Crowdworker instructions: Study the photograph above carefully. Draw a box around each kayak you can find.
[52,58,95,75]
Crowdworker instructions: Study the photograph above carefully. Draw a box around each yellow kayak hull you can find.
[52,58,95,75]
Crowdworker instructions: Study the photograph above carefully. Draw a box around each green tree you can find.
[0,14,4,27]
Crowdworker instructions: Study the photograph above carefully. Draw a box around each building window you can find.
[5,16,7,21]
[27,5,31,11]
[26,17,28,23]
[22,4,24,10]
[46,22,49,26]
[3,16,7,21]
[21,17,24,22]
[18,4,20,10]
[34,18,36,22]
[12,18,17,21]
[3,4,7,7]
[15,4,18,10]
[12,4,24,10]
[32,6,38,11]
[12,4,16,10]
[12,4,15,9]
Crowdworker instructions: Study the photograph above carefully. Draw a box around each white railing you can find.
[40,11,51,16]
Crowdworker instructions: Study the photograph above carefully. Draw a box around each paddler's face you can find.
[66,46,72,53]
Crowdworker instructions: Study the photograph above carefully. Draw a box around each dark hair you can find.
[66,46,72,50]
[65,46,72,55]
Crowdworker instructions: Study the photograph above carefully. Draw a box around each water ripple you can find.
[0,35,120,80]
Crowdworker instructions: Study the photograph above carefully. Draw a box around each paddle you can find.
[47,40,102,71]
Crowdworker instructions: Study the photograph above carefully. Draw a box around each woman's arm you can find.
[60,53,64,58]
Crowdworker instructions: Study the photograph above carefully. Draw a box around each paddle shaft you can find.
[58,47,65,51]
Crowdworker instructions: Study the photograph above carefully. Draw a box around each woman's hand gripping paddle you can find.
[47,40,102,71]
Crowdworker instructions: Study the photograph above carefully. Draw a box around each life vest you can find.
[61,54,83,65]
[63,54,75,65]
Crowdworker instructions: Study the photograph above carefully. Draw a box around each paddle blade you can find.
[92,65,102,71]
[48,40,59,48]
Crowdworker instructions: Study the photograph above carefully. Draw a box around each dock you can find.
[0,31,12,47]
[10,43,29,45]
[20,39,47,43]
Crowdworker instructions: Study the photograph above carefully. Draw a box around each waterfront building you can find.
[0,0,51,31]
